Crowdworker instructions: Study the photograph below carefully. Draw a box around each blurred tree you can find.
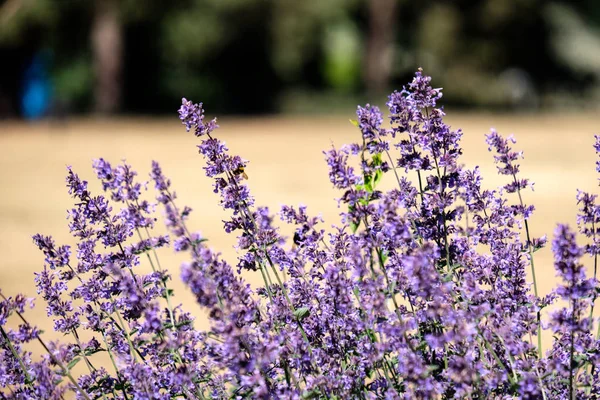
[269,0,358,83]
[0,0,57,116]
[159,0,278,113]
[0,0,118,115]
[365,0,399,97]
[91,0,122,115]
[1,0,599,114]
[392,0,556,108]
[545,3,600,79]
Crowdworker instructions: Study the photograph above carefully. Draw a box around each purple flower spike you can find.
[178,98,218,137]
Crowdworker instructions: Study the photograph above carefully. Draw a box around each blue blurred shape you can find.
[21,51,52,120]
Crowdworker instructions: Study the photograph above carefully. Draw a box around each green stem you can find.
[533,364,549,400]
[3,314,91,399]
[0,325,33,385]
[113,308,138,363]
[376,249,403,323]
[0,295,95,400]
[71,329,109,400]
[60,265,147,362]
[432,147,452,272]
[569,322,575,400]
[133,227,177,330]
[130,197,178,333]
[589,221,598,333]
[513,174,543,359]
[352,286,402,393]
[258,263,275,304]
[99,329,129,400]
[478,329,517,387]
[71,330,96,373]
[494,332,519,383]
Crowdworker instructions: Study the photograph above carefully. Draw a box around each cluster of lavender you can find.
[2,70,600,399]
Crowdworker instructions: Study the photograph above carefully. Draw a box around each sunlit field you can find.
[0,111,598,368]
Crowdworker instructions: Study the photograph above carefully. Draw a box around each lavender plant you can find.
[2,69,600,399]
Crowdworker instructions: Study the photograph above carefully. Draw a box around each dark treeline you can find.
[0,0,599,117]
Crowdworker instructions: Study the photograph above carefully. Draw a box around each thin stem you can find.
[376,248,403,323]
[99,329,129,400]
[113,308,138,363]
[258,263,275,304]
[352,285,402,393]
[71,330,96,374]
[569,274,577,400]
[130,197,178,332]
[588,223,599,384]
[430,138,452,273]
[494,332,519,383]
[0,309,92,400]
[512,173,543,359]
[133,227,177,329]
[407,131,426,206]
[569,328,575,400]
[533,364,549,400]
[131,220,190,372]
[588,220,598,328]
[263,253,322,370]
[478,329,516,387]
[0,325,33,385]
[60,264,147,362]
[70,328,109,400]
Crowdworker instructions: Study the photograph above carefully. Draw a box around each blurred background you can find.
[1,0,600,349]
[1,0,600,118]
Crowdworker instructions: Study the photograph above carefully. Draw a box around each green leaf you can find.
[114,380,127,391]
[176,319,193,329]
[372,152,383,166]
[301,389,321,399]
[83,347,107,357]
[143,280,155,288]
[382,253,388,264]
[133,245,151,255]
[348,205,360,233]
[349,119,359,127]
[363,174,373,192]
[360,328,378,343]
[293,307,310,321]
[373,169,383,188]
[67,357,81,371]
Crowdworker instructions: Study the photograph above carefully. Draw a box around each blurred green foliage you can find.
[322,20,362,92]
[0,0,599,115]
[52,55,93,107]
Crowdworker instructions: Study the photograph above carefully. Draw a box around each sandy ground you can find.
[0,111,599,358]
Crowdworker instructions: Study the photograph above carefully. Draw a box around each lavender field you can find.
[1,108,599,397]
